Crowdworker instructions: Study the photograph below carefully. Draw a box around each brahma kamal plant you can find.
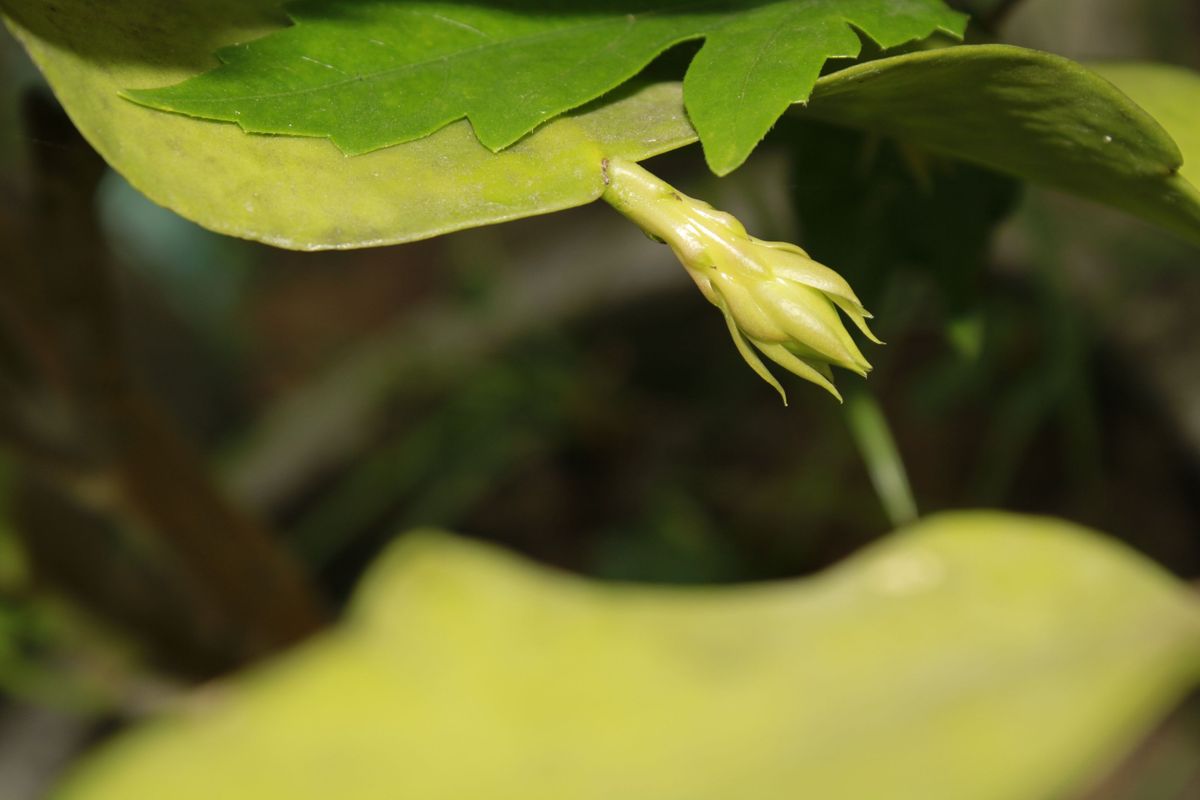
[0,1,1199,799]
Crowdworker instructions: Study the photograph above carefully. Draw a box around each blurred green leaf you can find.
[592,489,746,584]
[0,459,24,590]
[788,120,1020,309]
[57,513,1200,800]
[0,482,115,710]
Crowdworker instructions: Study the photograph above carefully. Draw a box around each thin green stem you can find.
[843,386,918,528]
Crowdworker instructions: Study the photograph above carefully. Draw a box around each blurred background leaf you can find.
[797,45,1200,246]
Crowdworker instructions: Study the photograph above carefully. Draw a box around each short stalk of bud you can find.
[601,156,880,403]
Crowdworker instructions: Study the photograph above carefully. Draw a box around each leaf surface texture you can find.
[124,0,965,174]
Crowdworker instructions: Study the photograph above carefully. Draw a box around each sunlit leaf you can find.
[122,0,964,175]
[1089,61,1200,189]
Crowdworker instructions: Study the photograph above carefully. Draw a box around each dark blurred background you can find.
[1,0,1199,797]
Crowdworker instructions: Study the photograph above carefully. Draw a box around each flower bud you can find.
[602,157,880,403]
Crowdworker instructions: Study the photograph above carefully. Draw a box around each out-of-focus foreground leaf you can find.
[56,513,1200,800]
[798,45,1200,246]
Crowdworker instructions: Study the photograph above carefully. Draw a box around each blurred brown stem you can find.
[0,92,324,672]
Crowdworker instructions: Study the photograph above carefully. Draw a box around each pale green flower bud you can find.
[602,157,880,403]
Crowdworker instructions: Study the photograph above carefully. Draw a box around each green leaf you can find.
[7,0,1198,251]
[56,513,1200,800]
[1089,62,1200,189]
[121,0,965,175]
[1,0,698,250]
[797,44,1200,246]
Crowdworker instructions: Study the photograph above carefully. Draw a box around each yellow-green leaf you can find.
[798,45,1200,246]
[1090,61,1200,189]
[56,513,1200,800]
[0,0,697,250]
